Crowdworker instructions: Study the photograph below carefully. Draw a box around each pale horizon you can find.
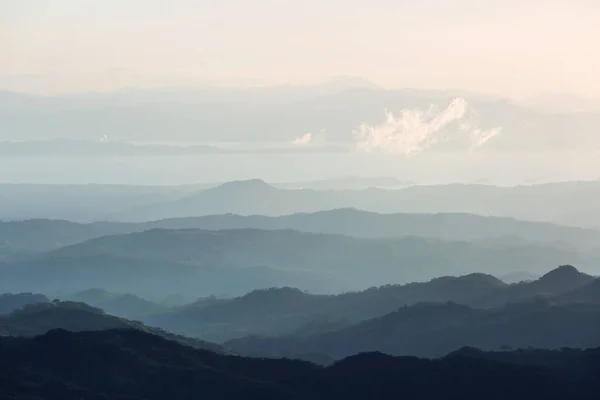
[2,0,600,186]
[2,0,600,99]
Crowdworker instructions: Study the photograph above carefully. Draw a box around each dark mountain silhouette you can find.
[64,288,170,319]
[475,265,595,307]
[2,328,600,400]
[0,293,49,314]
[556,278,600,304]
[0,300,142,337]
[146,266,592,342]
[527,265,593,292]
[0,300,225,354]
[226,300,600,361]
[147,287,329,341]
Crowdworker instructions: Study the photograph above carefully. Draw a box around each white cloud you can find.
[292,132,313,146]
[467,127,502,151]
[354,98,501,156]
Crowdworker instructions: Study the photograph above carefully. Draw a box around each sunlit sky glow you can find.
[2,0,599,97]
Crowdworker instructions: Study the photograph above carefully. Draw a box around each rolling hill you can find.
[226,300,600,361]
[0,300,225,354]
[3,179,600,227]
[2,328,600,399]
[0,253,328,300]
[4,228,588,298]
[63,288,170,319]
[5,208,600,255]
[0,293,49,315]
[145,266,595,342]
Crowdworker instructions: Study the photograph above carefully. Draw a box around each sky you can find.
[2,0,600,98]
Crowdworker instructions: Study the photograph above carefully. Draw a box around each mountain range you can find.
[3,179,600,227]
[0,293,49,315]
[3,264,600,399]
[6,265,597,348]
[122,179,600,225]
[5,328,599,399]
[145,265,597,342]
[4,207,600,253]
[0,300,225,354]
[2,227,593,298]
[226,300,600,361]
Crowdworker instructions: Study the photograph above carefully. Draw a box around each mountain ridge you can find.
[4,207,600,254]
[4,327,596,399]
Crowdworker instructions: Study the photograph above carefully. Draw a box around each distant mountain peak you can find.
[541,265,580,279]
[242,287,308,302]
[537,265,591,288]
[454,273,506,287]
[211,179,276,192]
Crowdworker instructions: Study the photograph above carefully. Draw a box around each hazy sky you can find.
[2,0,599,97]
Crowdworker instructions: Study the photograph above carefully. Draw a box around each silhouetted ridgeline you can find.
[1,227,593,297]
[0,300,226,354]
[2,266,600,400]
[2,328,600,399]
[3,180,600,227]
[4,208,600,253]
[226,300,600,361]
[145,265,596,341]
[93,180,600,227]
[0,293,49,314]
[63,288,170,319]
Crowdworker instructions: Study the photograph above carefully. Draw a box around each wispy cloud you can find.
[354,98,501,156]
[292,132,313,146]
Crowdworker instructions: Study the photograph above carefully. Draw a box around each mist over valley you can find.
[3,1,600,397]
